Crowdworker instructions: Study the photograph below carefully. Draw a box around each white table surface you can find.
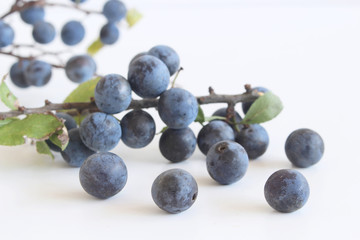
[0,0,359,239]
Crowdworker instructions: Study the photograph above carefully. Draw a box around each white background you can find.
[0,0,359,239]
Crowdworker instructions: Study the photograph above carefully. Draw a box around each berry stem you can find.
[170,67,184,88]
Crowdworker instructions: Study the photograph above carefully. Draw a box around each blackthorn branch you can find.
[0,86,260,120]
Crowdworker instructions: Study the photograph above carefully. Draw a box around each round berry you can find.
[128,55,170,98]
[9,60,30,88]
[285,128,324,168]
[197,120,235,155]
[235,124,269,160]
[65,55,96,83]
[61,20,85,46]
[79,112,122,152]
[264,169,310,213]
[60,128,96,167]
[159,127,196,163]
[120,110,156,148]
[158,88,198,129]
[206,140,249,185]
[148,45,180,76]
[94,74,132,114]
[32,21,56,44]
[151,169,198,214]
[79,152,127,199]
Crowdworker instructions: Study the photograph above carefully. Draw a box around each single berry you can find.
[120,110,156,148]
[0,21,14,48]
[24,60,52,87]
[79,152,127,199]
[20,6,45,25]
[65,55,96,83]
[206,140,249,185]
[32,21,56,44]
[9,60,30,88]
[235,124,269,160]
[151,169,198,214]
[61,128,96,167]
[103,0,127,22]
[61,20,85,46]
[285,128,324,168]
[79,112,122,152]
[158,88,198,129]
[100,23,119,45]
[148,45,180,76]
[264,169,310,213]
[159,127,196,163]
[197,120,235,155]
[128,55,170,98]
[129,52,148,68]
[94,74,132,114]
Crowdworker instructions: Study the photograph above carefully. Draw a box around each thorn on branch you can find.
[209,87,215,95]
[245,84,252,93]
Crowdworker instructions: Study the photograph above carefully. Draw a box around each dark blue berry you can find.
[100,23,119,45]
[32,21,56,44]
[197,120,235,155]
[159,127,196,163]
[158,88,198,129]
[0,21,14,48]
[20,6,45,25]
[151,169,198,214]
[103,0,127,22]
[148,45,180,76]
[24,60,52,87]
[94,74,132,114]
[9,60,30,88]
[61,128,96,167]
[79,152,127,199]
[285,128,324,168]
[79,112,122,152]
[264,169,310,213]
[206,140,249,185]
[120,110,156,148]
[65,55,96,83]
[235,124,269,160]
[61,21,85,46]
[128,55,170,98]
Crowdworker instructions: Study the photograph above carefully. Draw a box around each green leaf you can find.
[241,92,283,124]
[126,9,143,27]
[194,105,205,124]
[87,38,104,56]
[49,128,69,151]
[36,141,54,160]
[0,114,63,146]
[63,77,100,124]
[0,117,19,127]
[0,74,19,110]
[63,77,101,103]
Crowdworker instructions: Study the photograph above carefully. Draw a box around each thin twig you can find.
[1,0,101,20]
